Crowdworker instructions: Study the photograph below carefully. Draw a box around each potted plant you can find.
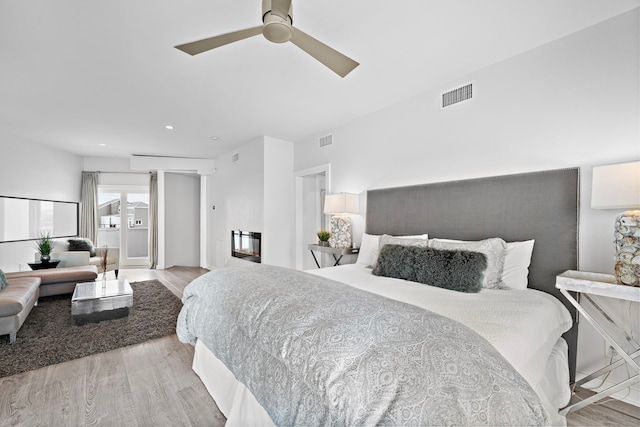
[317,230,331,247]
[34,232,54,263]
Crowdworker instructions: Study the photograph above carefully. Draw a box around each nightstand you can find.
[308,244,359,268]
[555,270,640,415]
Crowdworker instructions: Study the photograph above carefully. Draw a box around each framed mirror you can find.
[0,196,79,243]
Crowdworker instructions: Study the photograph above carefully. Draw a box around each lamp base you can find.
[614,209,640,287]
[329,216,352,249]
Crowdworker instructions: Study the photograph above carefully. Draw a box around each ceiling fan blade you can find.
[290,27,359,78]
[271,0,292,20]
[175,26,263,55]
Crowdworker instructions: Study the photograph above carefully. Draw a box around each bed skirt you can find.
[193,339,275,426]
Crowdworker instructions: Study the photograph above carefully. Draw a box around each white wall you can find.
[0,134,83,271]
[210,136,294,268]
[263,136,295,267]
[294,9,640,404]
[164,172,200,267]
[211,137,265,267]
[84,157,150,192]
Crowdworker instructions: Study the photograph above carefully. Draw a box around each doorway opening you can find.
[295,164,330,270]
[98,186,150,268]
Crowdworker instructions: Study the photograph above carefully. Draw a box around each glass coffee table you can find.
[71,279,133,325]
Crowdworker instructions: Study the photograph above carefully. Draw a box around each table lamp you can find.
[323,193,359,249]
[591,160,640,286]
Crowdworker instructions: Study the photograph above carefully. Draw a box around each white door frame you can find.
[294,164,331,270]
[98,184,150,268]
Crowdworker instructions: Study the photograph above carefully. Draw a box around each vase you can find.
[614,210,640,287]
[40,255,50,263]
[329,216,352,249]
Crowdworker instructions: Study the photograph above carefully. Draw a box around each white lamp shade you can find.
[324,193,359,214]
[591,161,640,209]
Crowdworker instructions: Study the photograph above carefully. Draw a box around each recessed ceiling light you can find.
[210,136,220,141]
[165,125,174,130]
[99,143,106,146]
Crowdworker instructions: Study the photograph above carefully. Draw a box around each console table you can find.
[308,244,359,268]
[556,270,640,415]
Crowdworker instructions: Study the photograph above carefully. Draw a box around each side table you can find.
[308,244,359,268]
[28,261,60,270]
[555,270,640,415]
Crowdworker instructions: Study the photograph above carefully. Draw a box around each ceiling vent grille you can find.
[231,153,240,163]
[442,83,473,108]
[319,134,333,148]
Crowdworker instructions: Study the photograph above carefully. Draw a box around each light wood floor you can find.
[0,266,224,427]
[1,267,638,426]
[567,387,640,427]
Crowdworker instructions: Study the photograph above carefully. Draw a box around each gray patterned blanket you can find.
[177,265,549,426]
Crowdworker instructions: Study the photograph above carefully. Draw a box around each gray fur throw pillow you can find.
[372,244,487,293]
[68,237,96,257]
[0,269,7,290]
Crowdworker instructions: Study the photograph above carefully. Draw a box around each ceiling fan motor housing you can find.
[262,0,293,43]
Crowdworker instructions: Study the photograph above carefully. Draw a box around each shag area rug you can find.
[0,280,182,378]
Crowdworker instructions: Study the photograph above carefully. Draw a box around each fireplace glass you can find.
[231,230,261,263]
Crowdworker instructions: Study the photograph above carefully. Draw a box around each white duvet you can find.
[309,264,573,391]
[191,263,574,426]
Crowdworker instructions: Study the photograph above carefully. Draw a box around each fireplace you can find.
[231,230,261,263]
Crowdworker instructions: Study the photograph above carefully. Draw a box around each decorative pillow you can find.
[372,244,487,293]
[356,233,380,267]
[373,234,430,269]
[68,237,96,257]
[0,269,8,290]
[356,233,428,268]
[430,237,507,289]
[502,240,535,290]
[52,239,70,252]
[379,234,430,248]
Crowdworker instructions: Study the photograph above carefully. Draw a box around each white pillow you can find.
[502,240,535,290]
[429,238,507,289]
[356,233,380,267]
[356,233,428,268]
[52,239,70,252]
[379,234,430,249]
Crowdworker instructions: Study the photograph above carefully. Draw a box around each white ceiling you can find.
[1,0,637,159]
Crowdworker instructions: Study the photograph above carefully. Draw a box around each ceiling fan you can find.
[175,0,359,78]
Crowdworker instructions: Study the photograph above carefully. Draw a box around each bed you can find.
[177,168,579,426]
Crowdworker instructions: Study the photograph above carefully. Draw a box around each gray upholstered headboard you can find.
[366,168,579,381]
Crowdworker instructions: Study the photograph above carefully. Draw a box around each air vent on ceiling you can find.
[231,153,240,163]
[442,83,473,108]
[319,134,333,148]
